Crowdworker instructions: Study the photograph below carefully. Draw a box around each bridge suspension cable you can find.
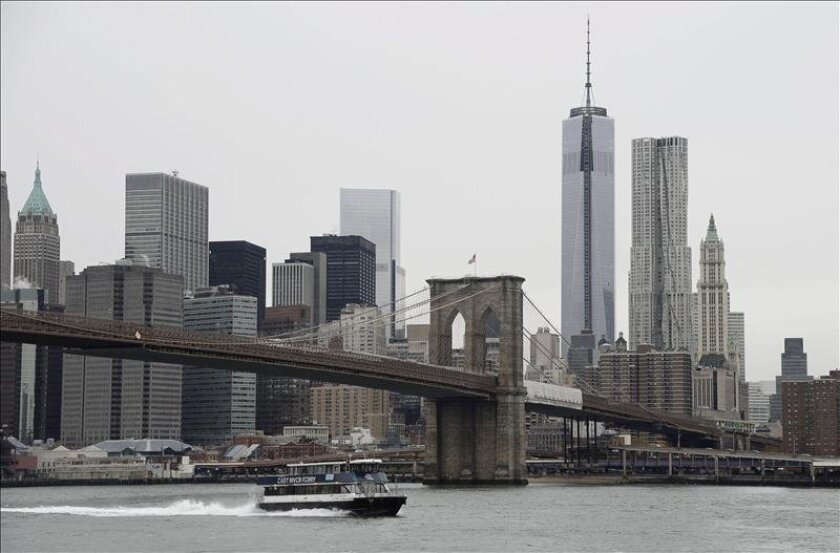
[269,283,475,344]
[260,285,432,341]
[522,327,602,397]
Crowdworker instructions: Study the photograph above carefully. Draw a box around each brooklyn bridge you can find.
[0,275,776,485]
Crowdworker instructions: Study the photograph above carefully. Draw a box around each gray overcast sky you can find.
[2,2,838,381]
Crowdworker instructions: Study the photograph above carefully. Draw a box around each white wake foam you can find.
[1,499,347,518]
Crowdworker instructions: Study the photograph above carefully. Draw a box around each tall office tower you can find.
[1,170,10,289]
[384,323,428,443]
[567,333,596,380]
[561,21,615,351]
[340,189,405,338]
[0,289,63,443]
[182,286,257,445]
[727,311,745,382]
[628,137,693,353]
[696,215,731,361]
[287,252,327,326]
[312,304,391,440]
[770,338,811,422]
[780,338,808,380]
[256,306,313,434]
[58,260,75,306]
[61,262,183,448]
[209,241,266,329]
[272,260,315,320]
[125,172,209,293]
[528,327,563,384]
[13,162,60,302]
[310,235,376,322]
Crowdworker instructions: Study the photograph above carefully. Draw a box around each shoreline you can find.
[3,474,836,489]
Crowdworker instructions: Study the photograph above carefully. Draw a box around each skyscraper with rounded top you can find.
[13,162,60,303]
[561,20,615,350]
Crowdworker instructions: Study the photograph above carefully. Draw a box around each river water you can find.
[1,482,838,552]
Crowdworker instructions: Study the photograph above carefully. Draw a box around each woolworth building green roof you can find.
[20,161,55,217]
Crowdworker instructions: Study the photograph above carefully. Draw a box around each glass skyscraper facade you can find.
[561,79,615,349]
[182,286,257,446]
[209,240,266,328]
[0,288,63,443]
[125,172,209,293]
[310,235,376,322]
[61,263,183,447]
[340,189,405,338]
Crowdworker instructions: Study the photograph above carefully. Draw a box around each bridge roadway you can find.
[0,310,494,399]
[0,309,779,448]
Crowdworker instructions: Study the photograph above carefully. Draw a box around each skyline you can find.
[1,2,838,381]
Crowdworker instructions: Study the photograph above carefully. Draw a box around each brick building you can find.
[782,370,840,456]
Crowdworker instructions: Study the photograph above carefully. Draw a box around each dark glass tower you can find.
[0,288,64,443]
[310,235,376,322]
[209,241,267,328]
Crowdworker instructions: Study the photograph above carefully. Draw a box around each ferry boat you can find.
[256,459,407,516]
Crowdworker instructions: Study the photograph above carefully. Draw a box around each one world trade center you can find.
[561,20,615,351]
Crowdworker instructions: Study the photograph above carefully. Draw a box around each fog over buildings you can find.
[0,2,837,380]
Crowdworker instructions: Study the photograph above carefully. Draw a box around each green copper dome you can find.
[20,161,54,217]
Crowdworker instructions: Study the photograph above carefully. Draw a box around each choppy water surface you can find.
[2,482,838,552]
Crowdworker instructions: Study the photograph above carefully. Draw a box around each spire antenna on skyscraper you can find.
[585,16,593,109]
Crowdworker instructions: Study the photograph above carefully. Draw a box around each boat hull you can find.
[258,496,406,516]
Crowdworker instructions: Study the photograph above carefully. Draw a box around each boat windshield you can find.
[350,463,383,474]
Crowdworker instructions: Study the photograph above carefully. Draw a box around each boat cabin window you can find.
[352,463,381,474]
[289,463,343,476]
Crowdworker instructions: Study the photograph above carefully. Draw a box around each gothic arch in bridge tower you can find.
[424,276,527,485]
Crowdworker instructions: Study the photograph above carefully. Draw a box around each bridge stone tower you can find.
[424,276,527,484]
